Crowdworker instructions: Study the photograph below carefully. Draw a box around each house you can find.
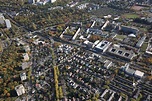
[23,53,29,61]
[95,40,112,52]
[104,60,112,69]
[23,45,30,52]
[22,62,31,70]
[125,67,135,76]
[15,84,26,96]
[20,72,27,81]
[83,40,93,48]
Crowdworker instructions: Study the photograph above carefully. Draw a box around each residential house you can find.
[23,53,29,61]
[20,72,27,81]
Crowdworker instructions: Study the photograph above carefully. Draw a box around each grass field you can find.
[141,42,148,52]
[115,34,126,41]
[122,13,139,19]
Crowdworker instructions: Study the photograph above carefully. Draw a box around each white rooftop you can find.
[134,70,144,78]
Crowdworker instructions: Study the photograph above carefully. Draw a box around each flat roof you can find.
[108,45,135,60]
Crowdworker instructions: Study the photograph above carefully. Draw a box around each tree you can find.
[59,86,63,99]
[32,23,37,30]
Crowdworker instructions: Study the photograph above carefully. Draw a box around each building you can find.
[146,38,152,55]
[95,40,112,52]
[0,13,5,24]
[83,40,93,48]
[28,0,35,4]
[20,72,27,81]
[136,36,146,48]
[104,60,112,69]
[5,19,11,29]
[23,53,29,61]
[15,84,26,96]
[134,70,144,78]
[120,25,139,34]
[86,28,102,35]
[107,45,135,61]
[22,62,31,70]
[50,0,56,3]
[125,67,135,76]
[23,45,30,52]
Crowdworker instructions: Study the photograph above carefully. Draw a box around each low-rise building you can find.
[22,62,31,70]
[136,36,146,48]
[134,70,144,78]
[104,60,112,69]
[23,53,29,61]
[20,72,27,81]
[15,84,26,96]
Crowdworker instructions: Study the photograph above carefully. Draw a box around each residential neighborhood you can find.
[0,0,152,101]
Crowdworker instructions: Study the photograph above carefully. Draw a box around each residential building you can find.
[15,84,26,96]
[125,66,135,76]
[23,45,30,52]
[104,60,112,69]
[20,72,27,81]
[95,40,112,52]
[23,53,29,61]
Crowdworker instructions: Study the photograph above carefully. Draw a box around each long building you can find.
[107,44,135,61]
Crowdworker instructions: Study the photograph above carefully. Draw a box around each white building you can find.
[95,40,112,52]
[20,72,27,81]
[104,60,112,69]
[5,19,11,29]
[15,84,26,96]
[134,70,144,78]
[50,0,56,3]
[23,53,29,61]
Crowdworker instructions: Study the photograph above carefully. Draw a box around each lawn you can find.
[115,34,127,41]
[141,42,148,52]
[122,13,139,19]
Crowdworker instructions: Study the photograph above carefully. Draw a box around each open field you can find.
[122,13,139,19]
[141,42,148,52]
[115,34,127,41]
